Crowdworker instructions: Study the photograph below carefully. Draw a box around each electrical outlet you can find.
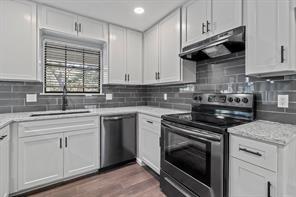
[278,95,289,108]
[26,94,37,103]
[164,93,167,101]
[106,93,113,101]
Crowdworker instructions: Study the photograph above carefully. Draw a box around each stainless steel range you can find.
[160,93,255,197]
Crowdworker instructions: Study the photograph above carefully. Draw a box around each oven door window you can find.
[164,129,211,186]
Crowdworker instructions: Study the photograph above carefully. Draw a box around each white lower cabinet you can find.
[138,114,161,174]
[64,129,99,178]
[230,158,276,197]
[16,116,99,192]
[0,126,10,197]
[230,134,296,197]
[18,133,64,190]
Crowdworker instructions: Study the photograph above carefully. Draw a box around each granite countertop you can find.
[0,106,187,130]
[228,120,296,146]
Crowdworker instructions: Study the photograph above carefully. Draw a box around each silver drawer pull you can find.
[239,147,262,157]
[0,135,7,140]
[146,120,153,124]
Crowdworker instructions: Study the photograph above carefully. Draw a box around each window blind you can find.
[44,41,101,93]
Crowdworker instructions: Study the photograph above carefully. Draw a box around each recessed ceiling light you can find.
[134,7,144,15]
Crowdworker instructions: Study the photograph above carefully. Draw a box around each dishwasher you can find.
[100,114,136,168]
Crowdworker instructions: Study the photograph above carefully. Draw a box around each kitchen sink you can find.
[30,110,91,117]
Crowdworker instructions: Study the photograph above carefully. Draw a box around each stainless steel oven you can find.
[161,120,225,197]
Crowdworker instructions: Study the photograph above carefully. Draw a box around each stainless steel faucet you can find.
[62,85,68,111]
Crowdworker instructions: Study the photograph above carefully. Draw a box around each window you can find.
[44,41,102,93]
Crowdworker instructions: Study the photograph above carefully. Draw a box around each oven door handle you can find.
[162,121,222,142]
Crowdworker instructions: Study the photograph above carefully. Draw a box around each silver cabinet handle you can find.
[0,135,7,140]
[202,22,206,34]
[75,22,78,32]
[155,72,157,80]
[239,147,262,157]
[146,120,153,124]
[65,137,68,148]
[79,23,82,32]
[281,45,285,63]
[128,74,130,82]
[59,138,62,149]
[267,181,271,197]
[206,20,210,32]
[157,72,160,80]
[125,74,127,81]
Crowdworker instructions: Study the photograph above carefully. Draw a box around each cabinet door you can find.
[230,158,277,197]
[0,0,37,81]
[139,115,161,174]
[0,127,9,197]
[18,134,64,190]
[109,25,127,84]
[126,29,143,85]
[39,6,77,36]
[211,0,242,35]
[143,25,159,84]
[182,0,209,47]
[246,0,290,75]
[64,129,99,178]
[159,9,181,83]
[78,16,108,41]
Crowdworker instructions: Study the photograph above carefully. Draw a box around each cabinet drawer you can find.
[138,114,161,135]
[230,135,277,172]
[18,116,99,138]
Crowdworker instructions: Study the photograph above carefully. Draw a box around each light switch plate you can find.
[278,95,289,108]
[106,93,113,101]
[26,94,37,103]
[164,93,167,101]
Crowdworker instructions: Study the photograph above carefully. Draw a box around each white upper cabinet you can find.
[143,25,159,84]
[182,0,209,46]
[126,29,143,84]
[246,0,294,76]
[182,0,242,47]
[77,16,108,41]
[39,6,77,36]
[159,9,181,83]
[109,25,127,84]
[211,0,242,36]
[143,8,196,85]
[108,24,143,84]
[0,0,37,81]
[39,5,108,41]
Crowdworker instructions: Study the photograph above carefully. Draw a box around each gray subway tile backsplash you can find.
[1,52,296,124]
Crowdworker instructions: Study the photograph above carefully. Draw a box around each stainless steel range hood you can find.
[180,26,245,61]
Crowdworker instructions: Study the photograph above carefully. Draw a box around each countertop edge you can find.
[0,106,187,130]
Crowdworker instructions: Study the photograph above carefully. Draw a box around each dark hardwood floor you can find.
[29,163,166,197]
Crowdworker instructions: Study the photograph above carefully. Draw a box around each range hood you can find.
[180,26,245,61]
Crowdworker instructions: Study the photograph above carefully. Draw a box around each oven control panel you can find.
[193,93,254,108]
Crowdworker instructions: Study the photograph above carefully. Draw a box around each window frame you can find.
[41,39,103,95]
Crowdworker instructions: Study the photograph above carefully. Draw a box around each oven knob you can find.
[194,96,202,101]
[234,97,241,103]
[242,98,249,103]
[228,97,233,102]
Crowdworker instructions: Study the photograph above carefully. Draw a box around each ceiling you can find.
[34,0,188,31]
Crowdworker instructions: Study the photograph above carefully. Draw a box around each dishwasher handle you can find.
[102,114,135,121]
